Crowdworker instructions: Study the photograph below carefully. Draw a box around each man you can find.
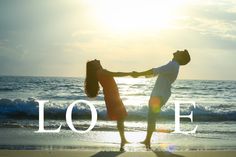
[132,50,191,149]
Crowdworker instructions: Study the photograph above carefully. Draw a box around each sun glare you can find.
[88,0,186,33]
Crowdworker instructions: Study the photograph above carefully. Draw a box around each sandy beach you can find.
[0,150,235,157]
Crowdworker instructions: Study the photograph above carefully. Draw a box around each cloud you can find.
[0,0,236,79]
[176,0,236,41]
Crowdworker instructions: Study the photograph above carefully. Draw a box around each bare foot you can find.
[140,140,151,150]
[120,140,130,152]
[120,146,125,152]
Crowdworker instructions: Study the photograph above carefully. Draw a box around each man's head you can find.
[173,49,191,65]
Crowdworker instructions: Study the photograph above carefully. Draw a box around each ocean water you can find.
[0,76,236,151]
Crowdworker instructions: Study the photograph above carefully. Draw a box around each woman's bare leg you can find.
[117,118,128,150]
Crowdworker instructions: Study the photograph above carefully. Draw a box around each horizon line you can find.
[0,74,235,81]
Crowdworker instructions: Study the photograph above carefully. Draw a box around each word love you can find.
[34,100,198,134]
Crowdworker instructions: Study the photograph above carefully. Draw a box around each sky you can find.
[0,0,236,80]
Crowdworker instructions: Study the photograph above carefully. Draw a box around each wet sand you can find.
[0,150,235,157]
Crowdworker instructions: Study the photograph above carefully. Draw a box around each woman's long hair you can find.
[84,61,100,98]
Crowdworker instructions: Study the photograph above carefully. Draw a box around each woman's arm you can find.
[102,69,132,77]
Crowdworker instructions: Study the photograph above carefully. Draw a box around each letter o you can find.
[66,100,97,133]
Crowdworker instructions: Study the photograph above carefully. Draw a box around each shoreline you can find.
[0,144,235,152]
[0,150,235,157]
[0,127,236,152]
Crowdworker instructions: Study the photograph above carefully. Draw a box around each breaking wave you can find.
[0,98,236,121]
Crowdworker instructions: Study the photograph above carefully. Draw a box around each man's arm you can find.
[132,69,154,77]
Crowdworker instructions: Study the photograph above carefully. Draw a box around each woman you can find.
[84,59,132,151]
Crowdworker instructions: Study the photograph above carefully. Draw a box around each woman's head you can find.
[84,59,102,98]
[173,49,191,65]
